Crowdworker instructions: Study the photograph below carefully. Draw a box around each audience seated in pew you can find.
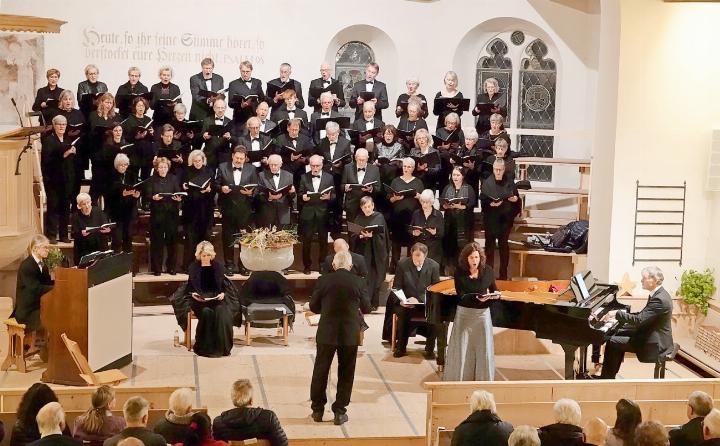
[537,398,586,446]
[11,383,70,446]
[173,412,228,446]
[450,390,512,446]
[30,402,79,446]
[72,385,126,445]
[605,398,642,446]
[701,409,720,445]
[670,390,714,446]
[508,425,541,446]
[153,387,196,444]
[103,396,166,446]
[635,420,669,446]
[583,417,608,446]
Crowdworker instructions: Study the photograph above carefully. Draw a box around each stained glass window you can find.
[519,39,556,130]
[335,41,374,120]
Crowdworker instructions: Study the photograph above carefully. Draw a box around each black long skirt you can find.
[191,300,234,358]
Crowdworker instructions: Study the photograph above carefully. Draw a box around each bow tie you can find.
[357,168,366,172]
[273,173,280,177]
[311,174,321,178]
[233,167,242,171]
[366,81,374,85]
[321,113,330,117]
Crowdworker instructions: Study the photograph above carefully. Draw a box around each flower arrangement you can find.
[44,246,65,271]
[234,226,299,251]
[678,269,716,316]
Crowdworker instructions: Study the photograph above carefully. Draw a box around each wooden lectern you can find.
[41,253,133,385]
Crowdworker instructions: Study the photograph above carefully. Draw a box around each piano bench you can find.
[1,318,29,373]
[653,343,679,379]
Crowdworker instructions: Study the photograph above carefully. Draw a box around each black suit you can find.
[310,110,341,145]
[189,72,224,121]
[341,163,381,222]
[351,117,384,133]
[257,170,295,228]
[28,434,80,446]
[201,116,234,168]
[237,133,273,172]
[266,78,305,111]
[298,171,335,270]
[318,137,352,234]
[275,133,313,183]
[216,162,258,269]
[349,80,389,120]
[310,269,370,415]
[227,77,264,126]
[600,286,674,378]
[13,256,53,331]
[308,78,345,113]
[321,251,368,277]
[670,416,705,446]
[391,256,440,353]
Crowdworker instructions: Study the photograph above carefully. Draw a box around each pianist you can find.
[598,266,674,379]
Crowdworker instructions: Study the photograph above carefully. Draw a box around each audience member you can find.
[450,390,512,446]
[116,439,144,446]
[635,420,669,446]
[11,383,64,446]
[606,398,642,446]
[153,388,196,444]
[584,417,608,446]
[701,408,720,445]
[212,379,288,446]
[103,397,166,446]
[670,390,714,446]
[72,385,126,444]
[538,398,585,446]
[509,425,541,446]
[174,412,227,446]
[29,402,79,446]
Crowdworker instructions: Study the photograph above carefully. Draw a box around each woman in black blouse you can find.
[374,125,405,218]
[395,78,428,119]
[54,90,86,197]
[387,157,423,270]
[409,129,441,191]
[32,68,64,125]
[444,242,497,381]
[410,189,444,267]
[150,66,182,127]
[441,167,477,273]
[122,97,156,182]
[41,115,77,243]
[89,93,119,203]
[182,150,216,270]
[96,124,137,201]
[76,64,108,119]
[435,112,465,193]
[106,153,140,253]
[146,157,183,275]
[397,101,429,134]
[481,134,516,181]
[433,71,464,130]
[472,77,507,134]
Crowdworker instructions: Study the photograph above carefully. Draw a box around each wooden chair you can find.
[185,310,197,350]
[1,318,31,373]
[60,333,128,385]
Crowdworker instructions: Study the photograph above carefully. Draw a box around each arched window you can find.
[335,41,375,119]
[476,32,557,181]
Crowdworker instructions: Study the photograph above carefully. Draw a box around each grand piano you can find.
[426,270,629,379]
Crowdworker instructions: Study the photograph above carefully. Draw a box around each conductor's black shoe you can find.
[423,350,436,360]
[333,413,348,425]
[393,349,406,358]
[311,411,323,422]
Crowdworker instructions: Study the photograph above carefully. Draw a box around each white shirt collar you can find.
[415,262,424,272]
[32,253,42,265]
[649,285,662,297]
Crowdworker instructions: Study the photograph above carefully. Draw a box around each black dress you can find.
[473,92,507,134]
[410,208,445,266]
[122,114,156,181]
[182,166,216,268]
[71,207,110,265]
[396,93,428,118]
[441,183,477,269]
[150,82,182,126]
[40,133,76,241]
[88,112,120,201]
[387,176,423,262]
[350,211,389,308]
[106,170,139,253]
[433,91,464,129]
[480,176,520,279]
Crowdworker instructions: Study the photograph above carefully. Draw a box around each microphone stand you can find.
[11,98,34,176]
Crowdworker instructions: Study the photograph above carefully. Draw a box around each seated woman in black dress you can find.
[181,241,240,357]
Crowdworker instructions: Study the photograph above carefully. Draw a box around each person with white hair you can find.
[316,122,352,235]
[152,387,195,443]
[450,390,513,446]
[309,91,341,145]
[410,189,444,266]
[472,77,507,134]
[508,426,541,446]
[600,265,674,379]
[275,118,313,189]
[106,153,140,254]
[150,65,182,127]
[701,408,720,445]
[298,154,336,274]
[115,66,149,120]
[308,62,345,113]
[236,116,272,171]
[396,77,428,119]
[341,148,381,223]
[71,192,111,265]
[670,390,715,446]
[398,99,429,133]
[182,149,216,271]
[32,402,77,446]
[387,156,424,269]
[538,398,586,446]
[309,250,370,425]
[258,154,296,229]
[266,62,305,112]
[351,101,384,134]
[13,235,54,338]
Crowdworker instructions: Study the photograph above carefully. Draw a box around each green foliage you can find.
[678,269,716,316]
[44,247,65,271]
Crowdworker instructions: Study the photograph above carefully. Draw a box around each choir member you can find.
[183,241,238,357]
[350,196,388,312]
[389,242,440,358]
[257,154,296,229]
[482,134,516,181]
[270,90,309,125]
[410,189,445,266]
[409,128,441,191]
[76,64,108,119]
[32,68,64,125]
[200,98,233,168]
[266,63,305,111]
[341,148,381,223]
[387,158,423,269]
[71,192,111,265]
[433,71,465,129]
[374,124,405,218]
[156,123,184,174]
[275,118,313,190]
[451,127,484,197]
[441,167,477,273]
[150,66,182,127]
[182,150,216,270]
[310,92,341,145]
[189,57,224,121]
[298,155,336,274]
[479,112,508,144]
[41,115,77,243]
[349,62,389,120]
[147,157,183,275]
[308,62,345,113]
[351,102,384,133]
[121,96,155,181]
[54,90,86,197]
[435,112,465,193]
[317,122,352,237]
[215,146,258,276]
[106,153,140,253]
[88,93,118,202]
[396,77,428,119]
[256,101,276,134]
[397,100,429,133]
[13,235,53,337]
[236,116,272,171]
[96,124,137,202]
[480,159,520,280]
[54,89,85,126]
[170,103,201,155]
[472,77,507,134]
[115,66,149,119]
[444,242,497,380]
[321,239,368,279]
[227,60,264,128]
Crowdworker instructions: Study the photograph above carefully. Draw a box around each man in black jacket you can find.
[29,402,78,446]
[451,390,513,446]
[189,57,224,121]
[298,155,335,274]
[212,379,288,446]
[599,266,674,379]
[349,62,389,120]
[670,391,714,446]
[13,235,54,349]
[310,251,370,425]
[308,62,345,113]
[321,238,368,278]
[341,148,381,223]
[227,60,264,128]
[700,409,720,446]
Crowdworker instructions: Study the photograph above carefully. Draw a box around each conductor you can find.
[310,251,370,426]
[599,266,674,379]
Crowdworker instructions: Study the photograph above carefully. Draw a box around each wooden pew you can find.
[424,379,720,446]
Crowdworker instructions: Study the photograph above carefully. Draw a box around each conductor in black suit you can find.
[349,62,389,120]
[227,60,265,128]
[257,154,295,229]
[266,63,305,112]
[215,146,258,276]
[310,251,370,425]
[189,57,224,121]
[599,266,674,379]
[298,155,335,274]
[13,235,54,334]
[341,148,381,223]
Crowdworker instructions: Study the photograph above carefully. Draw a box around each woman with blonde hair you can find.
[433,71,465,130]
[472,77,506,134]
[72,385,125,444]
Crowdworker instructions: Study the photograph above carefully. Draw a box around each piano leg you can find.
[560,344,578,380]
[435,322,449,367]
